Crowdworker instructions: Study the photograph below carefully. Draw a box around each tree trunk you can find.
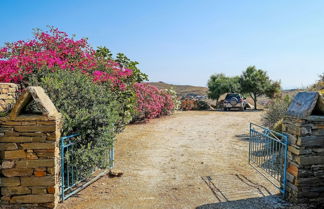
[253,95,257,110]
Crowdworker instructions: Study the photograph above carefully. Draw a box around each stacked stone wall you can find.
[0,86,62,209]
[283,116,324,205]
[0,83,19,113]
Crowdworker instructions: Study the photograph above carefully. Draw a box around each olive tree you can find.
[207,74,240,105]
[240,66,280,110]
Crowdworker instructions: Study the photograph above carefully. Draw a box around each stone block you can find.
[36,152,55,158]
[21,142,55,150]
[1,195,10,204]
[21,176,54,186]
[296,177,321,185]
[286,172,295,183]
[287,133,297,145]
[14,126,56,133]
[313,129,324,136]
[288,145,300,155]
[10,194,54,204]
[31,187,47,194]
[298,168,314,177]
[287,181,299,192]
[0,136,45,143]
[0,143,18,150]
[296,156,324,165]
[1,186,31,195]
[15,159,54,168]
[2,168,33,177]
[37,121,56,125]
[298,191,320,198]
[35,167,47,172]
[1,121,22,126]
[0,177,20,186]
[47,167,55,175]
[34,149,55,153]
[1,160,15,169]
[34,170,46,177]
[287,164,298,177]
[47,186,55,194]
[298,135,324,147]
[26,152,38,160]
[2,150,26,159]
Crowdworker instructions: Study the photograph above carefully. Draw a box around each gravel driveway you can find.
[57,111,312,209]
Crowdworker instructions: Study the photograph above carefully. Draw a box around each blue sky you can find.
[1,0,324,89]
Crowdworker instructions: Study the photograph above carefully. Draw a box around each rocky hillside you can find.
[147,81,208,97]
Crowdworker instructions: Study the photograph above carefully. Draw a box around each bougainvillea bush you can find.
[0,27,145,129]
[0,26,176,173]
[133,83,175,121]
[0,26,176,126]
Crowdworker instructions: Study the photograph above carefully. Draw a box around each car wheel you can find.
[223,107,227,111]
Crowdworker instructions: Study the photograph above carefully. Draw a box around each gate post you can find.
[283,92,324,205]
[0,86,62,208]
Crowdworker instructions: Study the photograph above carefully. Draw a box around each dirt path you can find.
[57,111,304,209]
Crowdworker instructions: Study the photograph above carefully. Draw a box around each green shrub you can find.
[28,69,121,172]
[262,96,291,130]
[196,100,211,110]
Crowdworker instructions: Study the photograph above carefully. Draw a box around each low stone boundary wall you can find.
[0,86,61,208]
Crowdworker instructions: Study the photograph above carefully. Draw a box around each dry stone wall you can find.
[0,83,19,113]
[0,86,62,209]
[283,93,324,207]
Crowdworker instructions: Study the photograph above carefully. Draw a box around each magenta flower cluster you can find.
[0,27,132,87]
[134,83,175,120]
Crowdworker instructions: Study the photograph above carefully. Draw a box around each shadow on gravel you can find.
[195,195,314,209]
[235,133,250,141]
[215,109,264,113]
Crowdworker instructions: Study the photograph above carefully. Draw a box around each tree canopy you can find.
[207,66,280,109]
[240,66,280,109]
[207,74,240,105]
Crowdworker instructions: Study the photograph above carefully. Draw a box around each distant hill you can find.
[147,81,208,97]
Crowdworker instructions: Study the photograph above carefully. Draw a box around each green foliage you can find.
[95,47,148,83]
[320,73,324,82]
[115,53,148,82]
[207,74,240,104]
[27,69,121,171]
[310,73,324,91]
[240,66,280,109]
[262,95,291,130]
[96,46,113,60]
[196,100,210,110]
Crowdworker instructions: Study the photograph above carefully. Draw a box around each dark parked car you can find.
[223,93,247,111]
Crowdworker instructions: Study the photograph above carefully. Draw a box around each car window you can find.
[225,94,240,100]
